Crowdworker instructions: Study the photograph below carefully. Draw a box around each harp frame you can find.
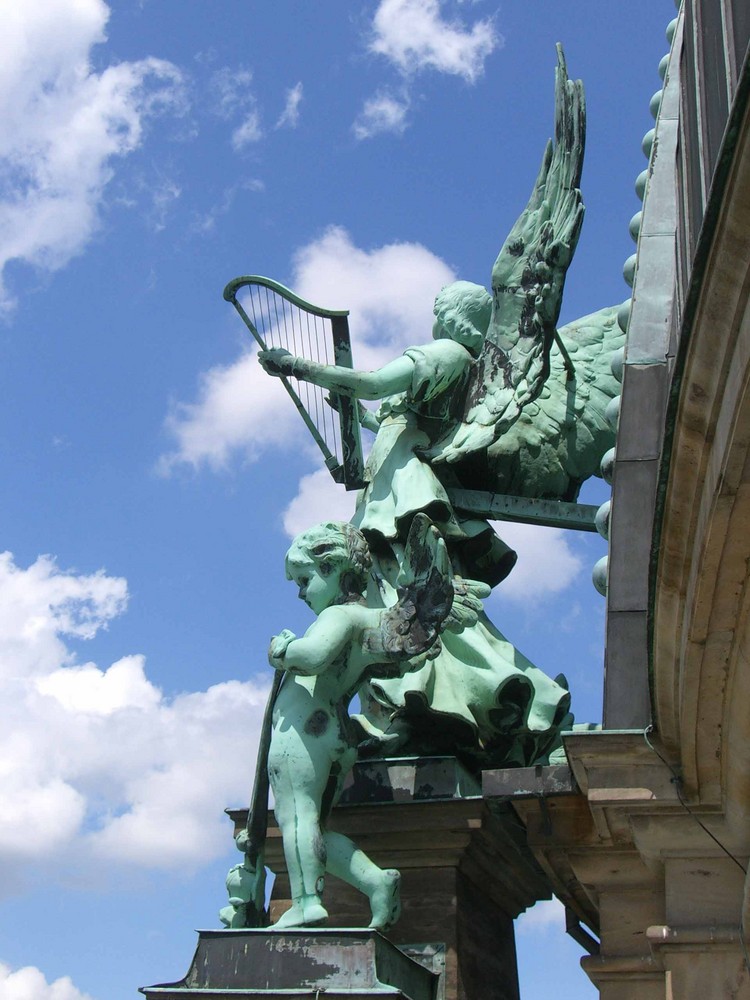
[223,275,365,490]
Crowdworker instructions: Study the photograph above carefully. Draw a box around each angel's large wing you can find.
[431,45,585,466]
[481,304,624,501]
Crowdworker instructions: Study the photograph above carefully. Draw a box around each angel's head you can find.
[432,281,492,356]
[285,521,372,613]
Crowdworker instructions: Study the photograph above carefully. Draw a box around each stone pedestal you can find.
[228,757,554,1000]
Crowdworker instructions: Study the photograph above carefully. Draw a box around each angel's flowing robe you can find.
[352,337,572,765]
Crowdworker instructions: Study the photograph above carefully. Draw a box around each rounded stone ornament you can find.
[629,211,642,243]
[659,53,670,81]
[623,254,637,288]
[600,448,615,485]
[617,299,631,333]
[592,556,609,597]
[650,89,663,120]
[635,169,649,201]
[605,395,620,430]
[610,347,625,383]
[667,17,678,42]
[642,128,655,159]
[595,500,611,540]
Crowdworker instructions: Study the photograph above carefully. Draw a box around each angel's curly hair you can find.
[285,521,372,602]
[433,281,492,355]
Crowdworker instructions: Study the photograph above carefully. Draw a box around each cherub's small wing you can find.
[431,45,585,466]
[362,514,453,663]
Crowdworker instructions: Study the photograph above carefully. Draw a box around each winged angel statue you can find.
[240,48,622,766]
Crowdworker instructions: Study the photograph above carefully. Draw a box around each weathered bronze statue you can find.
[222,47,623,929]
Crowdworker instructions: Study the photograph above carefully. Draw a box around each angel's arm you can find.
[325,394,381,433]
[268,606,354,676]
[258,348,414,401]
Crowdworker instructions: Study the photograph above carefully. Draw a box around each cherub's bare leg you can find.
[324,831,401,930]
[268,742,330,928]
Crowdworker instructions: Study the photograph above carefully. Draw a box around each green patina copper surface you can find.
[224,47,623,929]
[221,514,491,929]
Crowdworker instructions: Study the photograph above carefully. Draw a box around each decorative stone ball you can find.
[595,500,611,541]
[605,395,621,431]
[610,348,625,384]
[635,169,649,201]
[600,448,616,486]
[650,89,663,120]
[667,17,678,43]
[642,128,655,159]
[617,299,631,334]
[659,53,670,81]
[623,254,637,288]
[629,212,642,243]
[592,556,609,597]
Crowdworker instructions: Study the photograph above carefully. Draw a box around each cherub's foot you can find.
[358,731,408,759]
[368,869,401,930]
[272,896,328,929]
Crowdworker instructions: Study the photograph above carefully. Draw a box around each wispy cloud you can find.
[353,89,410,140]
[209,65,264,148]
[276,82,304,129]
[192,178,265,235]
[232,110,263,150]
[209,66,254,119]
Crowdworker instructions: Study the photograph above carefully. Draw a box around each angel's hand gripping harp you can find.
[223,275,366,491]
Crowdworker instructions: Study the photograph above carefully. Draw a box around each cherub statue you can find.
[256,49,619,764]
[260,514,485,929]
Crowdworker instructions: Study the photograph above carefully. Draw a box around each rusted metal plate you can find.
[140,928,437,1000]
[338,756,481,807]
[481,763,577,799]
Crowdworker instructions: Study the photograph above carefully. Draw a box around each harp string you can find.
[241,283,344,469]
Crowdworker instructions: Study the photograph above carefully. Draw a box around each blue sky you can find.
[0,2,675,997]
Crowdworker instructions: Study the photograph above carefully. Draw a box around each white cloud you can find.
[161,226,454,471]
[158,348,301,472]
[292,226,455,369]
[0,0,184,312]
[209,66,263,149]
[209,66,254,119]
[232,111,263,150]
[147,175,182,232]
[368,0,499,82]
[353,90,410,140]
[276,82,304,129]
[0,551,269,888]
[192,179,265,236]
[490,522,583,601]
[0,962,93,1000]
[283,469,358,538]
[516,897,565,934]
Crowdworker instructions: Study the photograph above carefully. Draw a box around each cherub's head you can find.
[432,281,492,356]
[285,521,372,614]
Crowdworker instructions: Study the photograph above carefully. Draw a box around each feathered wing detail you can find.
[482,304,624,500]
[362,513,454,671]
[431,45,586,465]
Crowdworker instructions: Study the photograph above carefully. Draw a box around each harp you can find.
[223,276,365,490]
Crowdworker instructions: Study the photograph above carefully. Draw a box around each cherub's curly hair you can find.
[433,281,492,355]
[285,521,372,602]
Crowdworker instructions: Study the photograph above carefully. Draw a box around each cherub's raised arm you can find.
[269,606,353,676]
[258,348,413,401]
